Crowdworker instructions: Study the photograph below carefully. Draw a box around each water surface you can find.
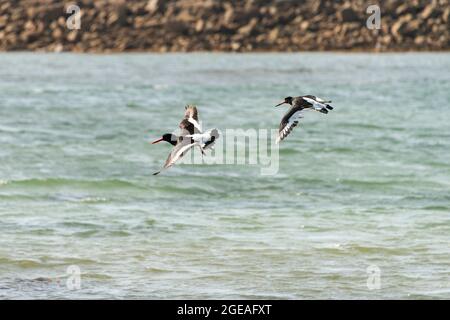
[0,53,449,299]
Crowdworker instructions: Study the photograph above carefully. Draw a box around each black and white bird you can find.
[151,105,219,175]
[275,95,334,143]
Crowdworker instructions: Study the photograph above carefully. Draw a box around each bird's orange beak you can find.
[151,137,163,144]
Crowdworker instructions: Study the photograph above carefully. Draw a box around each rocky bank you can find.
[0,0,449,52]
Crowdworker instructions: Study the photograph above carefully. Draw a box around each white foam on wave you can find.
[78,197,108,203]
[153,84,169,90]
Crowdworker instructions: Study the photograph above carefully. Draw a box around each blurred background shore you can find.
[0,0,449,53]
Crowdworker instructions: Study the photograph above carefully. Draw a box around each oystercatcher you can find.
[275,95,334,143]
[152,105,219,175]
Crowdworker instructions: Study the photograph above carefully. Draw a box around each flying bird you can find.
[151,105,219,175]
[180,105,220,153]
[275,95,334,143]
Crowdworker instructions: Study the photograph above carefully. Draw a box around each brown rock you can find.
[0,16,7,29]
[5,24,17,33]
[311,0,325,14]
[338,6,360,22]
[268,6,277,16]
[231,42,241,51]
[53,43,64,53]
[35,21,45,33]
[414,35,426,45]
[409,20,421,33]
[223,5,234,24]
[134,16,146,28]
[52,28,63,40]
[442,7,450,22]
[334,24,342,34]
[300,21,309,31]
[0,0,448,52]
[421,3,438,20]
[166,21,189,35]
[49,21,58,30]
[396,4,411,16]
[176,10,194,23]
[238,18,257,36]
[391,19,403,38]
[391,14,418,38]
[66,30,78,42]
[108,2,128,26]
[268,28,279,42]
[0,2,11,13]
[19,31,30,42]
[195,20,205,33]
[24,20,35,31]
[57,16,66,28]
[322,30,334,40]
[382,34,392,45]
[39,4,64,24]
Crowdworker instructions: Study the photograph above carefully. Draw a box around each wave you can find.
[337,178,421,188]
[199,66,312,76]
[3,178,146,190]
[421,205,450,211]
[0,258,43,268]
[0,256,103,268]
[60,221,103,229]
[152,182,221,196]
[77,197,109,203]
[279,147,300,155]
[336,122,406,131]
[0,193,112,203]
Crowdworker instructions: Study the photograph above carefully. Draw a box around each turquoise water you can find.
[0,53,449,299]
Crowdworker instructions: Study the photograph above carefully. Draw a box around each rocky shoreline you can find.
[0,0,449,52]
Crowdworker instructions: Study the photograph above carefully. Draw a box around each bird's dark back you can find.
[179,119,195,135]
[292,96,307,109]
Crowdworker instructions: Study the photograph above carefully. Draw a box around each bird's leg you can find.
[197,145,206,156]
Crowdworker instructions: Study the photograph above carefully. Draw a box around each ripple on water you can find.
[0,258,43,268]
[3,178,146,190]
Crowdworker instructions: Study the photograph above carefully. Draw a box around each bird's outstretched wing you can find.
[186,129,220,152]
[203,129,219,150]
[153,139,197,175]
[277,107,304,144]
[179,118,195,136]
[303,95,332,104]
[184,105,202,133]
[302,96,334,113]
[184,105,198,121]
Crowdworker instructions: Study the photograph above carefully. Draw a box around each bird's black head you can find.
[285,96,293,104]
[151,133,178,146]
[275,96,293,107]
